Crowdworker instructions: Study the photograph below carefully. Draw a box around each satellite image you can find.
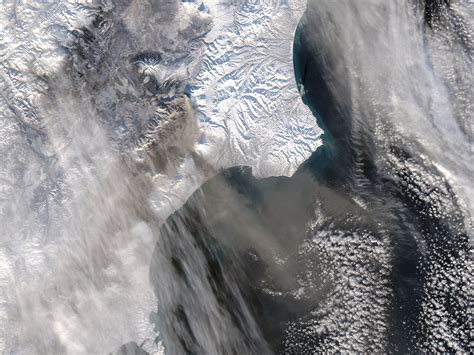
[0,0,472,353]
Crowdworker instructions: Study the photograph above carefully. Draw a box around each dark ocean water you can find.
[149,1,472,353]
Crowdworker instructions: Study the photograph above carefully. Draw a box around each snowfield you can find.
[193,0,321,178]
[0,0,319,353]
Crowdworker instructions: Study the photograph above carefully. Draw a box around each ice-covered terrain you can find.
[0,0,319,353]
[193,0,320,177]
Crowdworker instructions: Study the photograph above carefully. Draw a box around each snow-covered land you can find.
[152,0,321,217]
[193,0,321,178]
[0,0,319,353]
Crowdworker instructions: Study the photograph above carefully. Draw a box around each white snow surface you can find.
[193,0,321,178]
[0,0,320,353]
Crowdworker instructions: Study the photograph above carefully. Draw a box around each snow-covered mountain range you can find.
[0,0,319,353]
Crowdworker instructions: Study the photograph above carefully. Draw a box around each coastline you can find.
[292,11,337,179]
